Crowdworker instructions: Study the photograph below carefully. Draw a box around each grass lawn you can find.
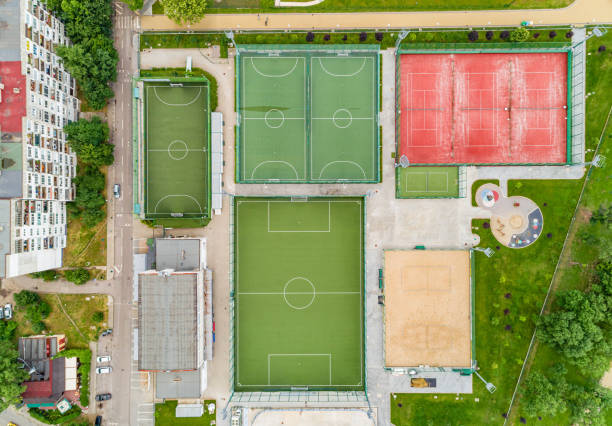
[63,215,107,267]
[152,0,572,13]
[509,29,612,424]
[391,178,581,425]
[471,179,500,206]
[15,294,109,349]
[155,400,216,425]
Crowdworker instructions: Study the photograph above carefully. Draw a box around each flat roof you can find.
[0,0,21,61]
[155,239,200,271]
[384,250,472,368]
[138,272,198,371]
[155,370,201,399]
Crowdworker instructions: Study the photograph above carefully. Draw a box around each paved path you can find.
[141,0,612,31]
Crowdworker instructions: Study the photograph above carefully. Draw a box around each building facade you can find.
[0,0,79,278]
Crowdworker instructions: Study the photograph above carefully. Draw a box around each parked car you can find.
[96,366,112,374]
[96,355,111,363]
[101,328,113,337]
[95,393,112,401]
[95,416,102,426]
[113,184,120,198]
[4,303,12,320]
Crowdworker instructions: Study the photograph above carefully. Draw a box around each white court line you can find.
[152,85,203,107]
[267,200,331,232]
[238,291,360,295]
[267,353,332,386]
[405,72,442,148]
[404,171,450,193]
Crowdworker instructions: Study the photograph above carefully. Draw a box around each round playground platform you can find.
[475,183,543,249]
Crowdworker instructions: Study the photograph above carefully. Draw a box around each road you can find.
[141,0,612,31]
[102,2,143,425]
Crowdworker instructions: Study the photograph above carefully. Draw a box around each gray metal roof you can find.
[138,273,198,371]
[155,370,201,399]
[0,200,11,278]
[155,239,200,271]
[0,0,21,61]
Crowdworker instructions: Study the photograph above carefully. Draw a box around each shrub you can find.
[92,311,104,323]
[305,32,314,42]
[533,32,540,39]
[323,34,330,41]
[30,269,60,281]
[566,31,574,39]
[408,32,417,41]
[342,34,347,41]
[510,27,530,42]
[375,32,383,42]
[500,31,510,40]
[485,31,494,40]
[31,321,46,334]
[14,290,40,307]
[549,30,557,39]
[468,31,479,42]
[598,45,606,52]
[64,268,91,285]
[359,32,367,42]
[28,406,82,424]
[424,32,435,42]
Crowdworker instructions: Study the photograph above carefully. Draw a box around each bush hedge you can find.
[29,406,82,424]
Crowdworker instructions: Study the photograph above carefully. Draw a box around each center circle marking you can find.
[167,140,189,160]
[265,109,285,128]
[283,277,316,310]
[333,108,353,128]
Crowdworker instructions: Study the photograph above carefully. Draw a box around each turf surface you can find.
[237,49,379,183]
[234,197,364,391]
[396,166,459,198]
[144,81,209,218]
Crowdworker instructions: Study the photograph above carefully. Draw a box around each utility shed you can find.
[138,272,200,371]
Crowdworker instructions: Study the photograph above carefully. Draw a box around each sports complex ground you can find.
[234,197,364,391]
[398,51,569,165]
[143,80,210,219]
[396,166,460,198]
[237,47,380,183]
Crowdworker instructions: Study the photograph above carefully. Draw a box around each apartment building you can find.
[0,0,79,278]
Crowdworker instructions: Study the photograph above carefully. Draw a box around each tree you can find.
[162,0,207,25]
[14,290,40,307]
[485,31,494,40]
[567,384,612,425]
[549,30,557,39]
[500,30,510,39]
[123,0,143,10]
[0,321,17,341]
[510,27,530,42]
[57,0,112,44]
[468,31,479,42]
[64,117,114,167]
[64,268,91,285]
[0,339,29,412]
[92,311,104,322]
[30,269,59,281]
[537,289,607,359]
[521,366,568,418]
[305,32,314,42]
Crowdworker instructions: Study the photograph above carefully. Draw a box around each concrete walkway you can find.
[141,0,612,31]
[2,275,115,295]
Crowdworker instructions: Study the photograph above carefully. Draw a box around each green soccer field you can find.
[396,166,460,198]
[234,197,364,391]
[237,48,379,183]
[144,81,210,218]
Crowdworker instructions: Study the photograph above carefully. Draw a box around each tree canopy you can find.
[0,339,29,412]
[521,366,568,418]
[162,0,207,25]
[64,117,114,167]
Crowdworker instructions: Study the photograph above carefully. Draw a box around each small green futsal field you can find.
[143,80,210,218]
[237,47,380,183]
[234,197,364,391]
[396,166,460,198]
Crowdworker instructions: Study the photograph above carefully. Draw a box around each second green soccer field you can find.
[234,197,364,391]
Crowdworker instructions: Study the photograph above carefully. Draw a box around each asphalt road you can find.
[98,2,141,425]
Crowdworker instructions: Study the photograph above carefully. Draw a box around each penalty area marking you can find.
[151,86,204,107]
[267,353,332,386]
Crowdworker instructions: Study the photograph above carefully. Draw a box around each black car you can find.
[95,416,102,426]
[100,329,113,337]
[95,393,112,401]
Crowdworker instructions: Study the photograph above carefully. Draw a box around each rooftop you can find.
[0,0,21,61]
[155,238,201,271]
[138,272,199,371]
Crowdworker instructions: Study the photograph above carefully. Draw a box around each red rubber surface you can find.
[399,53,568,164]
[0,61,26,134]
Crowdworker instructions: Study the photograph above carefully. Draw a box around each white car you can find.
[96,366,112,374]
[96,355,111,363]
[4,303,12,320]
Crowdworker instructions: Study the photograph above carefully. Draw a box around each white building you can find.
[0,0,79,278]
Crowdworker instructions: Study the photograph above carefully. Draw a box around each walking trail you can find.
[141,0,612,31]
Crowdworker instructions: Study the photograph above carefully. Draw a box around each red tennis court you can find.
[399,53,568,164]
